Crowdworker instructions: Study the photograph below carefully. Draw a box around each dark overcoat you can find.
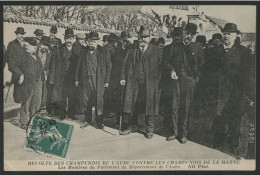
[215,43,251,116]
[162,42,204,79]
[8,49,43,103]
[52,44,72,102]
[63,41,83,88]
[120,44,162,115]
[75,45,112,113]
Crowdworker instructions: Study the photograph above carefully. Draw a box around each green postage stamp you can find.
[25,115,74,158]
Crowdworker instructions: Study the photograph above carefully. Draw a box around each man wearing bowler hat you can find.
[120,27,162,139]
[34,29,44,45]
[110,31,132,126]
[9,38,44,129]
[5,27,26,70]
[163,24,204,144]
[5,27,27,103]
[75,32,112,129]
[37,36,51,108]
[46,25,62,115]
[103,33,120,116]
[196,35,206,49]
[64,33,86,118]
[211,23,252,155]
[102,35,109,47]
[51,28,76,120]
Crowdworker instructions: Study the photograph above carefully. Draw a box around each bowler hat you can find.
[108,33,119,42]
[138,27,150,38]
[212,33,222,40]
[120,31,132,40]
[34,29,44,36]
[15,27,26,35]
[40,36,50,46]
[196,35,206,44]
[185,23,198,35]
[102,35,109,42]
[221,23,239,33]
[76,33,86,40]
[171,27,183,37]
[64,28,74,38]
[88,32,100,40]
[50,25,58,34]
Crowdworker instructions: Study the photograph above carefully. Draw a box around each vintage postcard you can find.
[3,2,256,171]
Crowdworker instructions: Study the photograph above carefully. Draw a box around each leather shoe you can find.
[96,121,104,129]
[166,134,177,141]
[146,132,153,139]
[179,136,187,144]
[120,128,131,135]
[120,125,138,135]
[80,122,89,128]
[20,124,27,130]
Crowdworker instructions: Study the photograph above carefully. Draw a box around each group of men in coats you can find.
[4,21,254,156]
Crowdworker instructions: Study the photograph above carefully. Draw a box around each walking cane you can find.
[4,81,12,103]
[119,85,125,134]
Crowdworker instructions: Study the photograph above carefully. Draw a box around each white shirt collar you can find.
[66,45,72,51]
[223,43,234,49]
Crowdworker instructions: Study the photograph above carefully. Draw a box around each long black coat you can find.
[63,41,83,88]
[75,45,112,113]
[214,44,252,116]
[52,44,72,102]
[6,39,25,80]
[47,36,62,83]
[8,49,43,103]
[121,44,162,115]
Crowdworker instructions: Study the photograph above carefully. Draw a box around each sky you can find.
[199,5,256,33]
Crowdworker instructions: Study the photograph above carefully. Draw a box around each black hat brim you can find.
[89,37,100,40]
[221,29,239,34]
[139,34,150,38]
[64,34,75,38]
[15,31,26,35]
[34,32,45,36]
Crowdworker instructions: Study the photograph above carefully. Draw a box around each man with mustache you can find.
[46,25,62,115]
[102,33,120,117]
[34,29,44,45]
[120,27,162,139]
[75,32,112,129]
[110,31,132,127]
[163,24,204,144]
[5,27,27,104]
[52,28,75,120]
[211,23,252,155]
[60,33,86,120]
[9,39,43,129]
[37,36,51,108]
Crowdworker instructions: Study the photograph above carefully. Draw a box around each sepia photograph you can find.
[2,2,257,171]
